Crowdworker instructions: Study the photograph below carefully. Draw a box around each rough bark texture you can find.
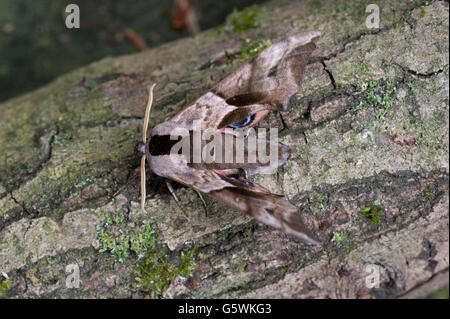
[0,0,448,298]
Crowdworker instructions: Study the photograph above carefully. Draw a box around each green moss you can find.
[133,247,197,298]
[331,231,347,247]
[239,37,271,59]
[134,251,171,296]
[349,78,394,118]
[178,248,197,277]
[97,217,155,263]
[0,275,11,296]
[25,267,40,285]
[225,5,264,33]
[425,288,449,299]
[360,205,383,224]
[11,111,138,217]
[311,196,326,217]
[406,79,415,93]
[423,189,432,198]
[232,260,248,275]
[360,63,371,76]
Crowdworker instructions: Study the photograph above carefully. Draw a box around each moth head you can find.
[136,140,146,156]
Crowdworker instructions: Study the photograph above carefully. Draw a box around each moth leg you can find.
[165,180,188,216]
[165,180,180,202]
[195,190,208,217]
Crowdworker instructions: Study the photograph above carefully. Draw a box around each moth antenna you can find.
[142,83,156,143]
[141,155,146,213]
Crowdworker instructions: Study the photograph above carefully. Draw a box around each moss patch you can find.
[349,78,394,118]
[133,247,196,298]
[425,287,449,299]
[360,205,384,224]
[225,5,264,33]
[239,36,271,59]
[423,189,432,198]
[0,274,11,297]
[97,214,155,263]
[331,231,346,248]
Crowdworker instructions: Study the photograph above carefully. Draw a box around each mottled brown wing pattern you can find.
[169,31,321,130]
[145,31,322,245]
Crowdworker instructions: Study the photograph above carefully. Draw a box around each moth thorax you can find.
[136,141,146,156]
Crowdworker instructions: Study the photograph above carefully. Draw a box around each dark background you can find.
[0,0,267,103]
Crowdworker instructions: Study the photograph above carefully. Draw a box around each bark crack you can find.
[393,62,448,79]
[320,28,385,62]
[9,191,32,217]
[320,60,336,90]
[31,125,59,177]
[312,0,429,63]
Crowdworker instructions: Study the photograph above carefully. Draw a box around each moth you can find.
[137,31,322,246]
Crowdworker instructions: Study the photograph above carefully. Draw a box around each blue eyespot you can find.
[229,175,254,187]
[228,114,255,129]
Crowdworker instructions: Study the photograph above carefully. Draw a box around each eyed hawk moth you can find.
[137,31,322,246]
